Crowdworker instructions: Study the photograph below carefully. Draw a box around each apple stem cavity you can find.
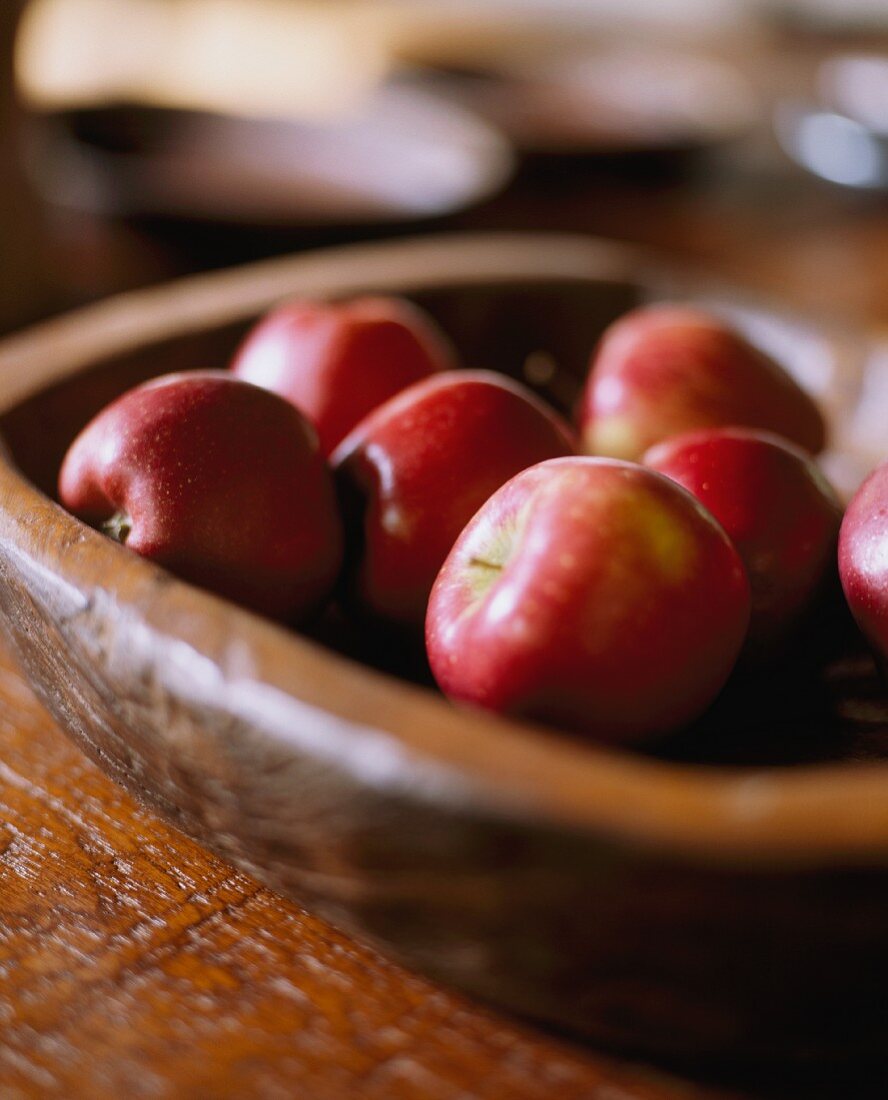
[101,510,132,544]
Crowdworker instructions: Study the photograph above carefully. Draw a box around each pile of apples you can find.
[58,291,888,748]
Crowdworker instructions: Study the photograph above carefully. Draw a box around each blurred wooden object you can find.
[16,0,388,119]
[0,2,42,332]
[16,0,758,119]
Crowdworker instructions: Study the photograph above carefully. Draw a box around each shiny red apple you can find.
[230,296,455,456]
[580,304,826,461]
[58,371,343,620]
[426,457,750,744]
[332,370,575,630]
[645,428,841,648]
[839,461,888,665]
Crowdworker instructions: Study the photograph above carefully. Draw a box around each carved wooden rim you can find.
[1,230,887,867]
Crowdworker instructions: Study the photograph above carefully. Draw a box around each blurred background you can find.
[4,0,888,335]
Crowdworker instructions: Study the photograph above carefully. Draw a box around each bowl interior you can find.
[4,271,887,772]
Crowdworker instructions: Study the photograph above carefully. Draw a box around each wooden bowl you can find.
[26,86,513,227]
[2,232,888,1069]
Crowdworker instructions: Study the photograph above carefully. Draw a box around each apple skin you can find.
[645,428,841,649]
[426,457,750,744]
[230,296,455,457]
[839,461,888,666]
[580,305,826,461]
[332,370,575,630]
[58,371,343,621]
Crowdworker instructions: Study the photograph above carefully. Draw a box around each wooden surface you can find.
[0,631,734,1100]
[3,26,888,1100]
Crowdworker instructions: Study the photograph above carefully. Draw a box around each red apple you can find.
[426,457,750,743]
[580,304,826,461]
[645,428,841,648]
[230,296,455,456]
[839,461,888,665]
[332,370,575,630]
[58,371,343,620]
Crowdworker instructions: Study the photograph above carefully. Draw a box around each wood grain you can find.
[0,634,739,1100]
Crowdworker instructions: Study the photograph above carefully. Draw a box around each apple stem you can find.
[102,511,132,544]
[468,557,502,573]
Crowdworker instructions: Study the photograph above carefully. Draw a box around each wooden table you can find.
[0,632,754,1100]
[3,31,888,1100]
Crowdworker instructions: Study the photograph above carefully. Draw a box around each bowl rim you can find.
[3,229,888,868]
